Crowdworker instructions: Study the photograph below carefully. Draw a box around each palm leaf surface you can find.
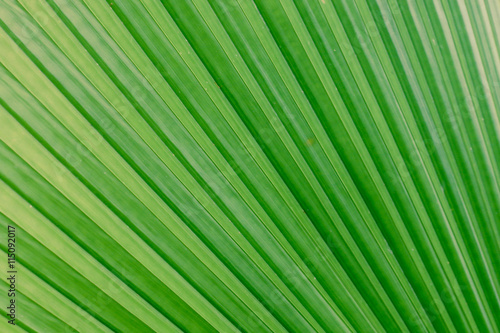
[0,0,498,332]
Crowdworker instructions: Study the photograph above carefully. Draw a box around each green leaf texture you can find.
[0,0,498,332]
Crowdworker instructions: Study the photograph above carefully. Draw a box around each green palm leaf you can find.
[0,0,498,332]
